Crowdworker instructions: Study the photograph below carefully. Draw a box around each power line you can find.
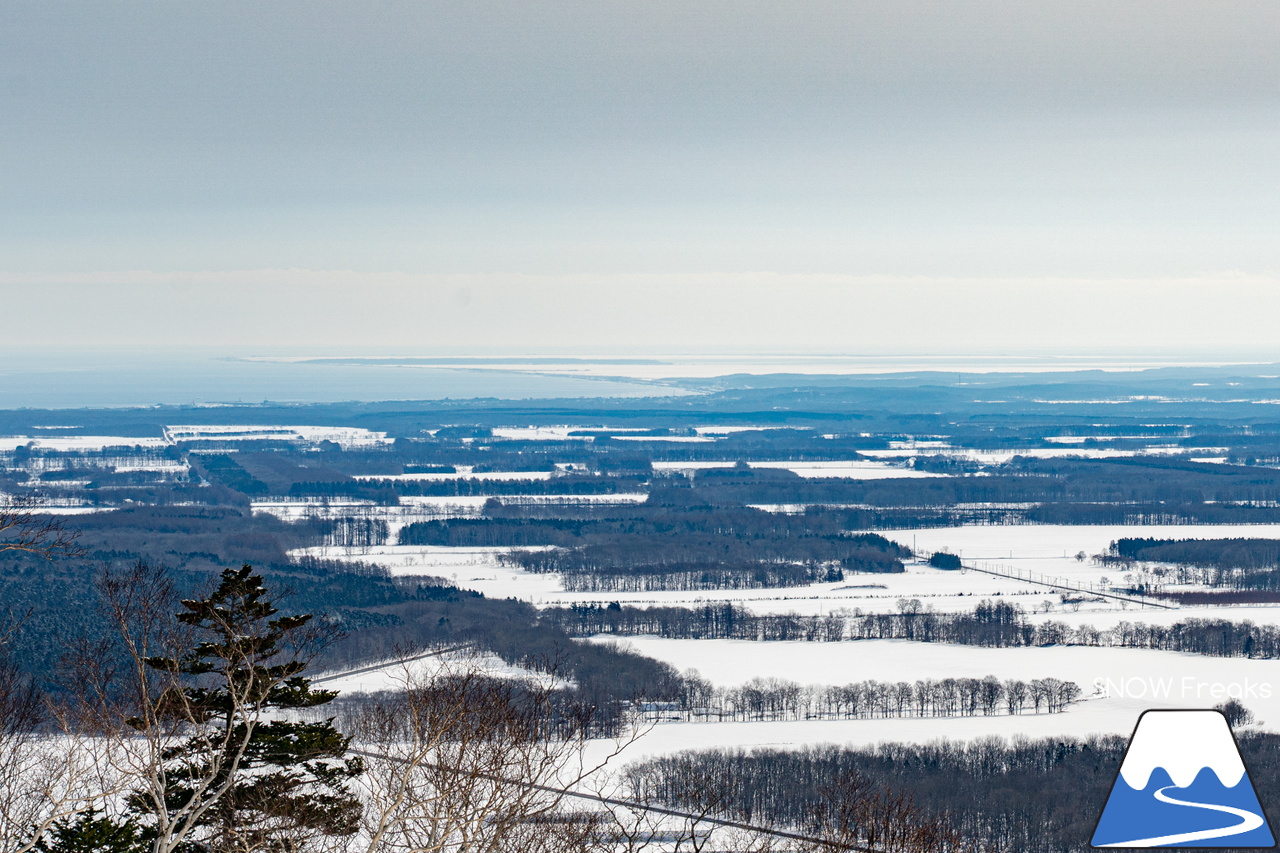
[347,747,889,852]
[312,644,476,685]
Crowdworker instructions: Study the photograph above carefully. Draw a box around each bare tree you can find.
[618,762,791,853]
[0,497,113,852]
[798,772,977,853]
[0,615,126,853]
[65,562,358,853]
[0,494,82,560]
[343,650,642,853]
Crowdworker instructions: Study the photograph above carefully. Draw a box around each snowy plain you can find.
[858,445,1229,465]
[0,435,170,451]
[279,510,1280,763]
[286,520,1280,620]
[352,468,555,482]
[651,460,946,479]
[576,636,1280,764]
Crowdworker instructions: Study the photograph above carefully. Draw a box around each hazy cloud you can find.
[1,2,1276,351]
[4,271,1278,355]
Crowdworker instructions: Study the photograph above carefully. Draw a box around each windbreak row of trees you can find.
[527,560,851,592]
[289,476,626,500]
[399,505,910,591]
[401,506,913,551]
[686,456,1280,507]
[1104,537,1280,590]
[547,599,1280,659]
[670,673,1081,722]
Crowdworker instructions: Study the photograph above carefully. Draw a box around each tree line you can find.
[668,672,1080,722]
[546,598,1280,659]
[627,730,1280,853]
[288,476,625,501]
[401,506,909,591]
[676,455,1280,518]
[1105,537,1280,590]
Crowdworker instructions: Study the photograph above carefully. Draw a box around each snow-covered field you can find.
[287,541,1085,611]
[651,460,946,479]
[0,435,170,451]
[283,521,1280,623]
[0,502,113,515]
[289,544,570,599]
[353,468,555,482]
[575,636,1280,760]
[883,523,1280,598]
[1,425,394,452]
[313,647,559,695]
[164,424,392,448]
[258,493,648,538]
[397,494,649,508]
[488,426,617,441]
[293,517,1280,767]
[859,446,1228,465]
[583,704,1146,768]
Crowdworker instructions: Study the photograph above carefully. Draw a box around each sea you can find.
[0,349,1268,409]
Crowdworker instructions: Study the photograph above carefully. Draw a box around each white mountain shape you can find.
[1119,710,1247,790]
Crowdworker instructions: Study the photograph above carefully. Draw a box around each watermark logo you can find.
[1092,709,1274,848]
[1094,677,1272,702]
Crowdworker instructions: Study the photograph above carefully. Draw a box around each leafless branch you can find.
[0,494,83,560]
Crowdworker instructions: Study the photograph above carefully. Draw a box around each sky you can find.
[1,1,1277,355]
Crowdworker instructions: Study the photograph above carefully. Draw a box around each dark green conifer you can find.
[35,810,145,853]
[128,565,363,852]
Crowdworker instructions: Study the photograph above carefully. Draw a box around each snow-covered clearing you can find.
[290,541,1090,611]
[353,468,554,482]
[258,493,648,538]
[164,425,391,448]
[256,499,474,541]
[281,520,1280,620]
[576,636,1280,758]
[544,562,1087,614]
[593,636,1261,696]
[313,647,559,695]
[0,435,169,451]
[1025,604,1280,629]
[859,446,1228,464]
[110,462,189,474]
[0,502,113,515]
[692,426,795,435]
[289,544,569,599]
[488,426,608,441]
[651,460,946,479]
[581,698,1218,770]
[401,494,649,512]
[882,523,1280,600]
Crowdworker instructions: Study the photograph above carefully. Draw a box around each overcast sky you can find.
[2,2,1277,354]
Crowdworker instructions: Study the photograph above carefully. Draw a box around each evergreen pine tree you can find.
[127,565,363,852]
[35,809,145,853]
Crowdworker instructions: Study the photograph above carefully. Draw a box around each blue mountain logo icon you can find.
[1092,709,1275,848]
